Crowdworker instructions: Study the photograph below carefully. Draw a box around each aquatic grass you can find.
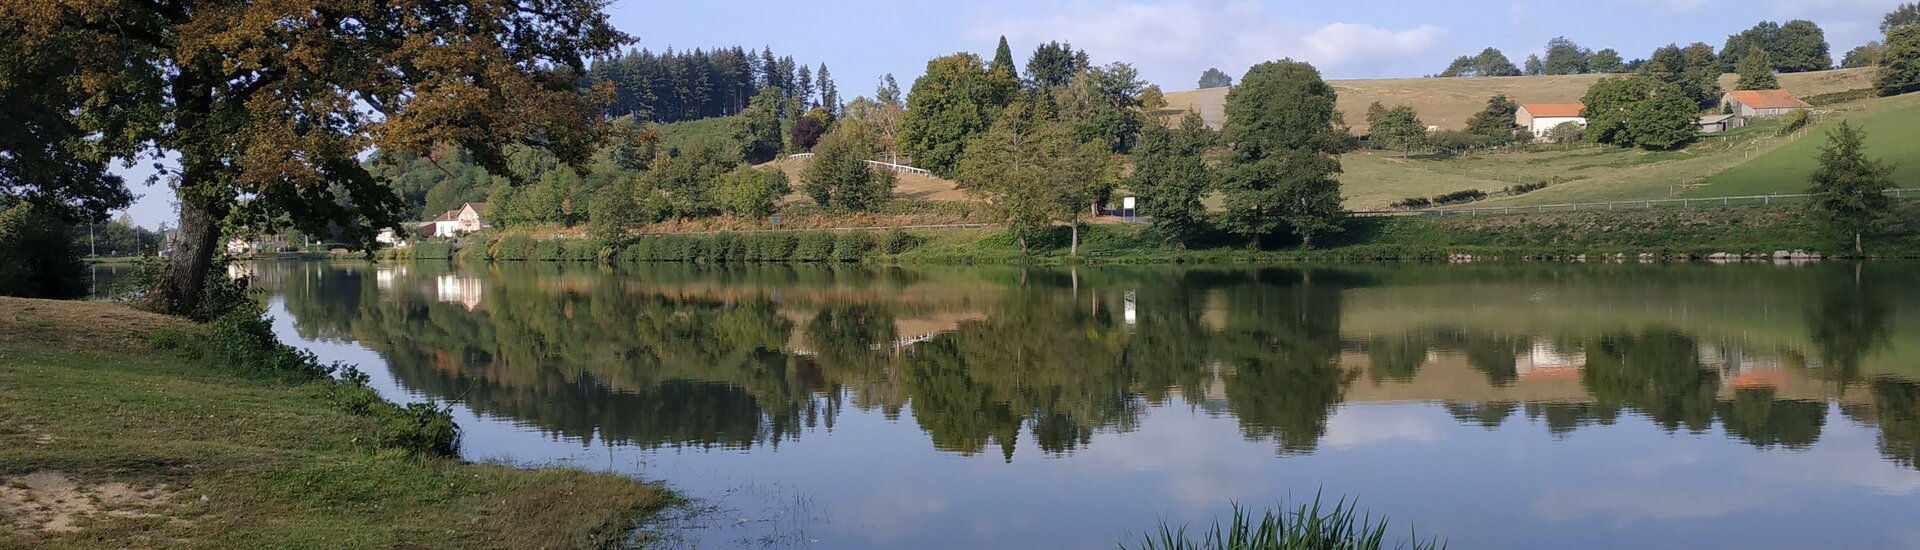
[1127,495,1444,550]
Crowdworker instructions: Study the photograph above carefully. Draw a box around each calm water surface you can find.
[251,261,1920,549]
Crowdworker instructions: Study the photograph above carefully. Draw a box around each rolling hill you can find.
[1161,68,1877,133]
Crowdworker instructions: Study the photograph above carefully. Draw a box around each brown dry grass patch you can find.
[0,297,184,351]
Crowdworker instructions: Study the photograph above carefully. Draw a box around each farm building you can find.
[1516,104,1586,140]
[1698,114,1746,133]
[1721,90,1810,117]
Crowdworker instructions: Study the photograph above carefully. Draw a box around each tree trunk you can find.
[1855,231,1863,256]
[147,194,223,316]
[1018,234,1028,256]
[1070,222,1079,257]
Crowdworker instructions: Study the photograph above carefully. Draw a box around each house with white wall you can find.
[1517,104,1587,140]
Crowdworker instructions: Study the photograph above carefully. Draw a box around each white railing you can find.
[779,153,939,179]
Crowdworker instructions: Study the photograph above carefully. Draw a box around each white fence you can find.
[778,153,939,179]
[1364,188,1920,217]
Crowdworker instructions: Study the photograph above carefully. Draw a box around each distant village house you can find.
[1516,103,1586,140]
[427,202,488,238]
[1721,90,1809,117]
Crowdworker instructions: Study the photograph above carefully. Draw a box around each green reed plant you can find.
[1126,495,1443,550]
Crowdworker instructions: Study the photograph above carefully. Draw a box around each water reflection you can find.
[258,261,1920,548]
[260,261,1920,467]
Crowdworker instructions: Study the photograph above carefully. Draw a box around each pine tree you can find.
[1807,121,1895,254]
[796,64,815,109]
[817,63,840,115]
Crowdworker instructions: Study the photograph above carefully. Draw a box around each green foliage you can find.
[1129,112,1216,247]
[1439,47,1522,77]
[493,235,537,260]
[1590,49,1627,73]
[805,124,897,211]
[534,239,565,261]
[1722,20,1833,73]
[1889,3,1920,34]
[380,403,462,460]
[1370,105,1427,156]
[794,231,837,261]
[0,201,86,299]
[1221,60,1348,248]
[714,166,791,219]
[587,180,645,239]
[1124,496,1442,550]
[1844,42,1885,69]
[1581,76,1658,147]
[1777,108,1811,136]
[900,53,999,177]
[1625,91,1701,151]
[736,87,786,164]
[958,102,1118,254]
[1464,95,1521,144]
[1547,121,1586,145]
[639,140,740,219]
[1199,67,1234,88]
[1024,41,1089,92]
[1880,25,1920,97]
[203,307,337,382]
[1053,62,1151,153]
[411,241,455,260]
[1641,43,1723,109]
[833,231,875,262]
[1736,45,1782,90]
[1524,54,1544,76]
[1807,121,1897,253]
[1543,36,1592,75]
[882,229,919,254]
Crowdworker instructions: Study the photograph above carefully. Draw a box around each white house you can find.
[1516,103,1587,140]
[1721,90,1809,117]
[375,227,409,248]
[427,202,488,238]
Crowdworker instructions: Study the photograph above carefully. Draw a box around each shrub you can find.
[794,232,835,261]
[1778,108,1810,136]
[1389,197,1432,210]
[205,308,337,381]
[533,239,566,261]
[833,231,875,262]
[379,402,462,459]
[1504,181,1549,195]
[410,241,454,260]
[1431,189,1488,205]
[493,235,536,260]
[882,229,918,254]
[1124,496,1443,550]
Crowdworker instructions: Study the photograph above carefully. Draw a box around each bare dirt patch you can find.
[0,471,175,533]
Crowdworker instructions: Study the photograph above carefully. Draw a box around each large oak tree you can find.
[5,0,627,316]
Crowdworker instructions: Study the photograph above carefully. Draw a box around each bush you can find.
[493,235,536,260]
[882,229,918,254]
[1778,109,1810,136]
[379,402,461,459]
[410,241,454,260]
[833,231,875,262]
[533,239,566,261]
[205,308,337,381]
[1431,189,1488,205]
[1504,181,1549,195]
[1389,197,1432,210]
[794,232,835,261]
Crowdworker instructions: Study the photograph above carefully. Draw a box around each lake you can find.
[247,260,1920,549]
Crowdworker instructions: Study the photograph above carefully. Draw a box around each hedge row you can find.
[389,229,921,263]
[614,230,916,263]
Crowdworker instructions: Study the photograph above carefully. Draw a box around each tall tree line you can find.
[584,46,841,124]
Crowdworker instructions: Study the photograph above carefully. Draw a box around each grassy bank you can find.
[0,298,676,548]
[388,203,1920,265]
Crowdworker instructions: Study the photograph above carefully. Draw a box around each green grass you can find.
[1339,93,1920,210]
[1702,92,1920,196]
[1125,496,1443,550]
[0,298,677,548]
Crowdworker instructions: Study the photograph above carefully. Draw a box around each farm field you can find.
[1162,67,1875,133]
[1338,92,1920,209]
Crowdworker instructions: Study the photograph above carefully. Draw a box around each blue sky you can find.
[116,0,1909,228]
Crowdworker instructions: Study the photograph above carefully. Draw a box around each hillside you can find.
[1334,92,1920,210]
[756,155,971,203]
[1162,68,1877,133]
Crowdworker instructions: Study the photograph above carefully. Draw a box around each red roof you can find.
[1725,90,1809,110]
[1520,104,1586,118]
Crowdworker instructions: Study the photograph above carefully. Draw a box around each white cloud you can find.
[959,0,1445,87]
